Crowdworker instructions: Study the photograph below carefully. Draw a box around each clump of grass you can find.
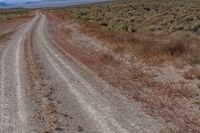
[162,39,186,56]
[183,68,200,80]
[133,35,188,64]
[100,53,117,65]
[186,50,200,65]
[113,45,126,53]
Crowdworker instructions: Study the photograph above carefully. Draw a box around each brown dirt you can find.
[0,15,32,44]
[0,30,16,44]
[0,15,32,33]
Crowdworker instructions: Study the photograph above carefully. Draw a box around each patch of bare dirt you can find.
[0,15,32,44]
[0,30,16,44]
[0,15,31,34]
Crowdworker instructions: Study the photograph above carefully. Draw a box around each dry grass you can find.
[131,35,190,64]
[99,53,119,65]
[45,2,200,65]
[137,82,198,133]
[64,0,200,65]
[183,68,200,80]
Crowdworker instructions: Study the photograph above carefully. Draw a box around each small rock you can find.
[55,127,63,131]
[64,114,69,117]
[78,126,84,132]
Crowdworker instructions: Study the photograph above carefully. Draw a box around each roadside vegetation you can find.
[50,0,200,65]
[0,30,16,44]
[0,8,29,20]
[0,9,31,44]
[44,0,200,132]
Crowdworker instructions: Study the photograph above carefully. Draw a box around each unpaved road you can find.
[0,13,163,133]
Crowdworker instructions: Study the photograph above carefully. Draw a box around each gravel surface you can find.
[0,14,38,133]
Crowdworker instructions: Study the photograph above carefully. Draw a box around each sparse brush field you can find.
[0,9,29,20]
[44,0,200,132]
[72,0,200,35]
[47,0,200,65]
[0,9,31,44]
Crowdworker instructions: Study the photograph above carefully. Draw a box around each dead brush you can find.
[165,84,194,98]
[132,69,144,80]
[100,53,117,65]
[113,45,126,53]
[112,34,134,54]
[141,81,199,133]
[183,68,200,80]
[162,38,187,56]
[133,38,170,64]
[132,35,189,64]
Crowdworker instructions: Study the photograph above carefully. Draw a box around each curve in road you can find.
[0,13,163,133]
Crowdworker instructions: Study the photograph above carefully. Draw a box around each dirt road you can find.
[0,13,163,133]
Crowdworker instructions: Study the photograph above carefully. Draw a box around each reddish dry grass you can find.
[183,68,200,80]
[80,23,192,65]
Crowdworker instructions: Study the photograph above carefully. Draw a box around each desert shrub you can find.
[100,21,108,27]
[162,39,186,56]
[190,21,200,32]
[110,23,128,32]
[128,25,137,32]
[183,68,200,80]
[100,53,115,65]
[185,44,200,64]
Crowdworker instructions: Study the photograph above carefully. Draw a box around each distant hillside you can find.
[42,0,67,2]
[0,2,8,6]
[25,0,72,4]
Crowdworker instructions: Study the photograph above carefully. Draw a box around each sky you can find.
[0,0,41,4]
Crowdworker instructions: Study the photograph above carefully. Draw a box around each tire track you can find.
[0,15,38,133]
[24,14,62,133]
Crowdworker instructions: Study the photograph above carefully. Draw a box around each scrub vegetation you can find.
[72,0,200,34]
[0,9,29,20]
[53,0,200,65]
